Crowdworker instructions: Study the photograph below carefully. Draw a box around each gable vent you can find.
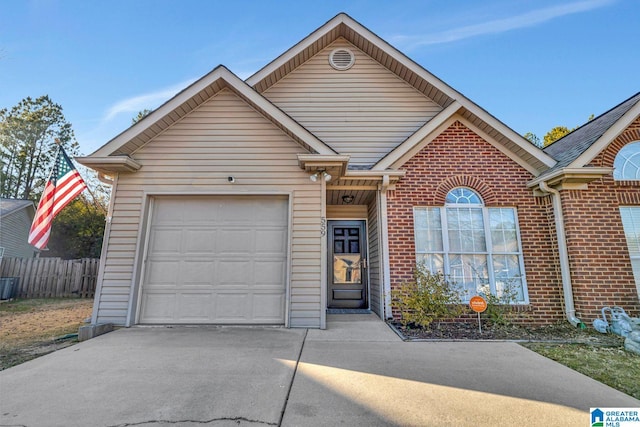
[329,48,355,71]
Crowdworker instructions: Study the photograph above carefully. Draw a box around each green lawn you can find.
[522,342,640,400]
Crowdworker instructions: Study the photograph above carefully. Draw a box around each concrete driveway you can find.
[1,314,638,427]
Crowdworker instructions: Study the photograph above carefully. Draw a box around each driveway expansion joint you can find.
[277,328,308,426]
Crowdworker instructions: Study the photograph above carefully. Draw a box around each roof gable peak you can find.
[84,66,335,164]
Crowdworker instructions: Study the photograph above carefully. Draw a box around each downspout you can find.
[539,181,582,327]
[91,173,117,325]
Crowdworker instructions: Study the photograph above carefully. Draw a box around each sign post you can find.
[469,296,488,333]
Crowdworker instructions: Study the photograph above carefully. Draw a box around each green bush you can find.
[392,264,464,328]
[478,280,521,326]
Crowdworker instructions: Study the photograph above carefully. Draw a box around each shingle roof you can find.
[0,198,34,218]
[542,92,640,176]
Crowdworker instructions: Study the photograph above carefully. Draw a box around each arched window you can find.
[614,141,640,180]
[445,187,482,205]
[413,187,528,303]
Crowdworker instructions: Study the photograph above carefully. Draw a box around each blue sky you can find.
[1,0,638,155]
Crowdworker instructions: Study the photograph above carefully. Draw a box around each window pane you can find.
[630,258,640,296]
[614,142,640,180]
[448,254,487,300]
[447,208,485,252]
[620,207,640,297]
[445,188,482,204]
[492,254,524,302]
[417,253,444,273]
[490,208,518,252]
[414,208,442,252]
[620,207,640,255]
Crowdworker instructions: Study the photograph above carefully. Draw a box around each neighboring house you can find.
[0,198,38,258]
[78,13,640,328]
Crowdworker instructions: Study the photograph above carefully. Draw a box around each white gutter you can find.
[539,181,582,327]
[97,172,114,185]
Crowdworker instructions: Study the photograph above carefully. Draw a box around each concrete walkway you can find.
[0,314,638,427]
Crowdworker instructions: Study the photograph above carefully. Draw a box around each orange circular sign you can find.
[469,296,488,313]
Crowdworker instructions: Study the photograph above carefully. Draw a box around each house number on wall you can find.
[320,217,326,236]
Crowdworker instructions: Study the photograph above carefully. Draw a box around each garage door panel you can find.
[183,230,218,253]
[140,196,288,324]
[146,260,179,284]
[141,291,177,322]
[216,293,249,320]
[252,293,285,320]
[181,261,215,285]
[258,201,288,222]
[177,293,213,321]
[256,229,288,253]
[254,261,286,285]
[149,229,182,253]
[218,229,253,253]
[218,260,252,285]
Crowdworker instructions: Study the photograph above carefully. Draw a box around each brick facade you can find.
[559,118,640,320]
[387,120,566,324]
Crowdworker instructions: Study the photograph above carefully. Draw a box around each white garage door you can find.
[139,195,288,324]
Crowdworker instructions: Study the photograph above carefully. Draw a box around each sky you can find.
[1,0,638,155]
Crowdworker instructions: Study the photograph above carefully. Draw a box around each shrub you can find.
[478,279,521,326]
[392,264,464,328]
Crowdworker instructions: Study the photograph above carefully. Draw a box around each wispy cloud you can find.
[393,0,614,49]
[103,78,197,122]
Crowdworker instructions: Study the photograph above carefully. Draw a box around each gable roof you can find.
[248,13,556,175]
[79,66,336,173]
[0,198,35,219]
[542,92,640,177]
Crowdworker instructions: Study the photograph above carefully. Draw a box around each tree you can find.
[0,96,80,200]
[543,126,572,147]
[524,132,541,147]
[45,192,108,259]
[524,114,595,148]
[132,109,152,124]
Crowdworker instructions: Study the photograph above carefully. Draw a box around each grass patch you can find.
[522,342,640,400]
[0,298,93,370]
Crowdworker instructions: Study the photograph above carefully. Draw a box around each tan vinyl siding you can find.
[367,196,381,317]
[0,209,37,258]
[263,38,442,167]
[95,88,322,327]
[326,204,368,219]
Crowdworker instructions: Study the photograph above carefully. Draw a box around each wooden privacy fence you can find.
[0,257,99,298]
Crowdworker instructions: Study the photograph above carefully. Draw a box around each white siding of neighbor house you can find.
[94,88,323,328]
[0,209,37,258]
[367,196,381,317]
[262,38,443,167]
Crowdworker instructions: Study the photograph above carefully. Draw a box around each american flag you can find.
[28,146,87,250]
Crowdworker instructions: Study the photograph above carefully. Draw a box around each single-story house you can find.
[78,13,640,328]
[0,198,38,259]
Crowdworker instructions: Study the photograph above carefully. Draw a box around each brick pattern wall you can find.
[387,120,565,324]
[560,118,640,320]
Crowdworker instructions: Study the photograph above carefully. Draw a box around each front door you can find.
[328,220,367,308]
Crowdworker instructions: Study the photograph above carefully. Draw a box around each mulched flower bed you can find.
[389,320,626,345]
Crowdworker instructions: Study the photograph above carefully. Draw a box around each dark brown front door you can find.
[328,220,367,308]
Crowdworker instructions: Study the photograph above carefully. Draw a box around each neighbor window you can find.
[613,141,640,180]
[619,207,640,297]
[413,188,528,303]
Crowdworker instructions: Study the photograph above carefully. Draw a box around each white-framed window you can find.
[413,187,528,303]
[613,141,640,180]
[619,207,640,297]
